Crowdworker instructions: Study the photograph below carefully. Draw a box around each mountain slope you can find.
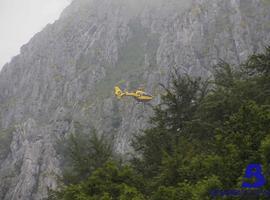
[0,0,270,199]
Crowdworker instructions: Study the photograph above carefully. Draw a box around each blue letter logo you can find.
[242,164,266,188]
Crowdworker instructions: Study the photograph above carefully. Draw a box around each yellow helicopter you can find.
[114,86,153,102]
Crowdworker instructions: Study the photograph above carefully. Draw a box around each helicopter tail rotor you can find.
[114,86,125,99]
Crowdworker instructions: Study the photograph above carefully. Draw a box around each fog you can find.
[0,0,72,69]
[108,0,192,17]
[0,0,191,70]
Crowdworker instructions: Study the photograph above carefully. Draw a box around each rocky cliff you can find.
[0,0,270,199]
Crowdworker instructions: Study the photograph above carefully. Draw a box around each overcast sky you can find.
[0,0,72,69]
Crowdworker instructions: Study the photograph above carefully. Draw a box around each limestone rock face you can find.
[0,0,270,199]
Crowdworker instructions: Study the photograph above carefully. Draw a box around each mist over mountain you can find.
[0,0,270,199]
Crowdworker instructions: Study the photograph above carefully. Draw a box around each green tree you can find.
[132,73,209,179]
[51,162,146,200]
[60,129,113,184]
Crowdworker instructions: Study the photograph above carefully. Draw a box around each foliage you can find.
[50,162,145,200]
[59,129,113,185]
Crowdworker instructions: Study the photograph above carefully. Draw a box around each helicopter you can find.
[114,86,153,102]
